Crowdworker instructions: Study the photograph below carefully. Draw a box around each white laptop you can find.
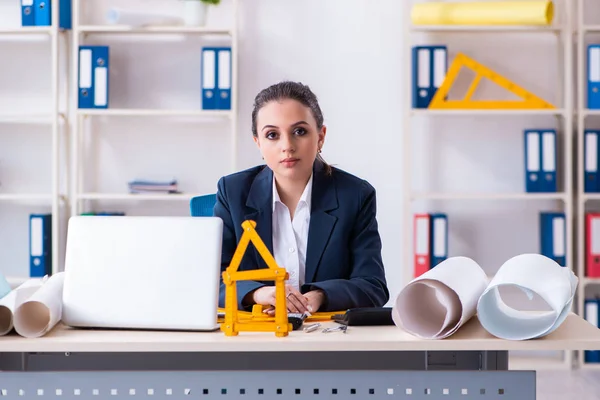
[61,216,223,331]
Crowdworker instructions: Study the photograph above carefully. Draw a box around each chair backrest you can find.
[190,194,217,217]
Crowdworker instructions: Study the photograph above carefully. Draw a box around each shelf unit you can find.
[0,13,69,284]
[70,0,239,217]
[403,1,574,370]
[576,0,600,370]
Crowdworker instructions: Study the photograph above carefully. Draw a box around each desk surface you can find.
[0,313,599,353]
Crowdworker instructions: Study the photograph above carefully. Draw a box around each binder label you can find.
[416,217,428,255]
[553,217,565,257]
[591,47,600,83]
[527,131,540,172]
[22,0,33,5]
[542,131,555,171]
[94,66,107,107]
[79,49,92,89]
[418,49,430,88]
[586,132,598,172]
[203,50,216,89]
[433,48,446,87]
[593,217,600,254]
[218,50,231,89]
[30,217,42,257]
[433,218,446,257]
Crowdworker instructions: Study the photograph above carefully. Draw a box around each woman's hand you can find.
[253,285,310,314]
[263,289,325,316]
[303,289,325,313]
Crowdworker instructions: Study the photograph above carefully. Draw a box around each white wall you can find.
[0,0,589,308]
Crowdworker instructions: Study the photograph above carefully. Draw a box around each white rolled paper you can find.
[106,8,184,27]
[476,253,578,340]
[14,272,65,338]
[392,256,489,339]
[0,278,44,336]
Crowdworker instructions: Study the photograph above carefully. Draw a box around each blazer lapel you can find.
[244,166,274,269]
[305,162,339,283]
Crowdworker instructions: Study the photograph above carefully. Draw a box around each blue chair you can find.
[190,194,217,217]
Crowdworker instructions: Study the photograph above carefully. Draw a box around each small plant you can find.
[200,0,220,4]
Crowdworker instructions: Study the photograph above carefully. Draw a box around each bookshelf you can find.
[0,7,69,285]
[576,0,600,370]
[69,0,239,217]
[403,0,574,370]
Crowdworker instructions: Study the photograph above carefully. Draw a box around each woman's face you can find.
[254,99,326,182]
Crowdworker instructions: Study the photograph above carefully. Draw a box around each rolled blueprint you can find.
[106,8,184,27]
[0,278,44,335]
[476,254,578,340]
[14,272,65,338]
[411,1,554,26]
[392,257,489,339]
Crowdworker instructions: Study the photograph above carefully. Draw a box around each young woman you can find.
[214,81,389,314]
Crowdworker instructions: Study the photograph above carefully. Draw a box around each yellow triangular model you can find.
[428,52,555,110]
[221,220,292,337]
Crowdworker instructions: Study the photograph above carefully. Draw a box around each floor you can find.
[537,370,600,400]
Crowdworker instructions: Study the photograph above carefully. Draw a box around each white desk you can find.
[0,314,599,399]
[0,314,598,352]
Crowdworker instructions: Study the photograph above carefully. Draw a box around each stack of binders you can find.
[201,47,232,110]
[411,45,447,109]
[524,129,557,193]
[78,46,110,109]
[128,179,179,194]
[413,213,448,277]
[21,0,72,29]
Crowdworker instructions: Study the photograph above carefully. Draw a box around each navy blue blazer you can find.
[213,160,389,312]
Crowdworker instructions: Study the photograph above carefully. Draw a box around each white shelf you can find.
[0,194,54,201]
[410,25,563,33]
[410,109,565,116]
[583,25,600,33]
[77,109,232,118]
[582,278,600,284]
[582,109,600,116]
[579,362,600,370]
[78,193,199,201]
[0,27,52,35]
[580,193,600,201]
[78,25,233,35]
[0,113,62,124]
[411,193,567,201]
